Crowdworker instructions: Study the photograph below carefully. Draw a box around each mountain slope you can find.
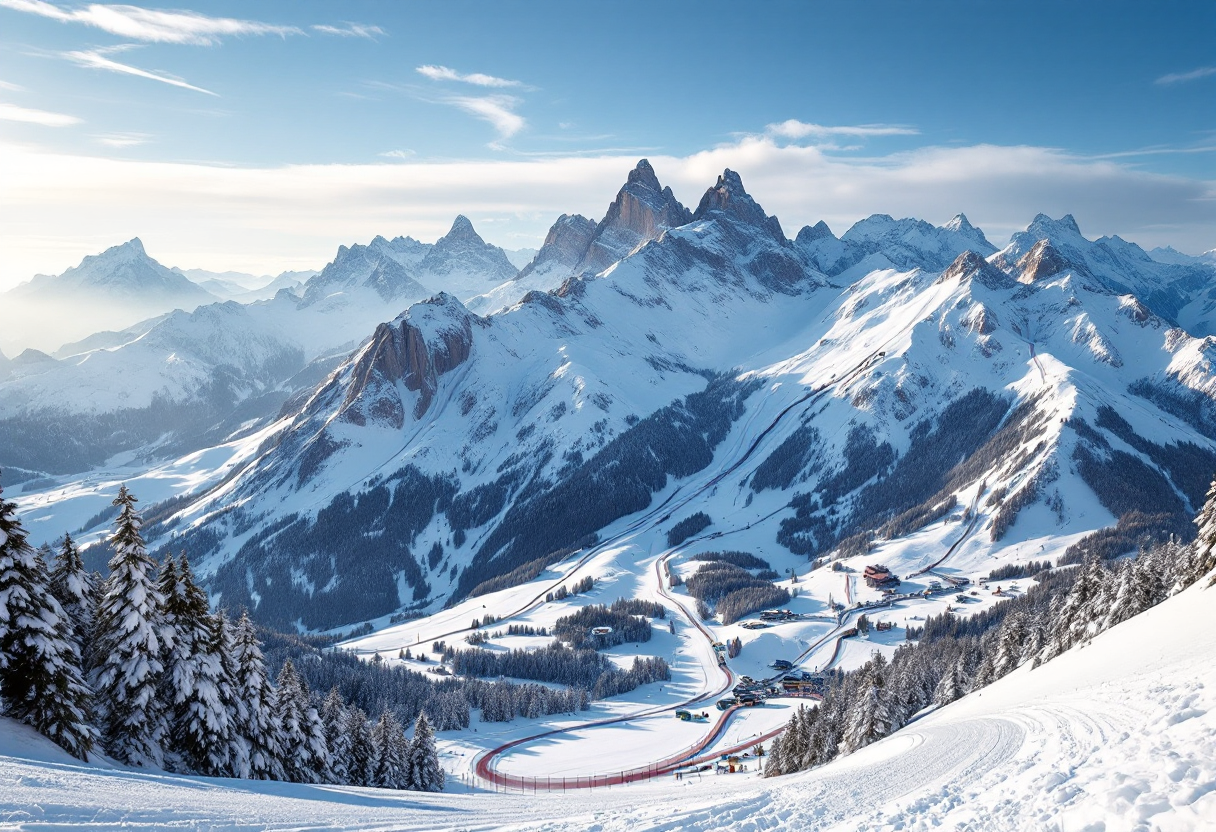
[117,170,1216,634]
[1,239,219,354]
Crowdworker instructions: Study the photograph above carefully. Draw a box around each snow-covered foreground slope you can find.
[3,575,1212,831]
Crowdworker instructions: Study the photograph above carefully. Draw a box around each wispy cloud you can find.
[0,0,300,45]
[416,64,521,88]
[1155,66,1216,86]
[0,101,81,126]
[379,149,414,160]
[766,120,920,139]
[65,47,217,95]
[313,22,384,39]
[93,131,150,147]
[0,80,24,91]
[449,94,524,142]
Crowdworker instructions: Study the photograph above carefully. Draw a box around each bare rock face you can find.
[1017,240,1073,283]
[692,169,786,243]
[938,250,1016,290]
[517,214,597,279]
[578,159,692,274]
[342,294,478,424]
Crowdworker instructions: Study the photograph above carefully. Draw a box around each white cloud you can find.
[65,48,217,95]
[379,149,414,159]
[312,22,384,39]
[416,65,521,88]
[766,120,920,139]
[448,95,524,140]
[1156,66,1216,86]
[0,0,300,45]
[0,80,24,91]
[0,101,81,126]
[1,137,1211,291]
[93,131,150,147]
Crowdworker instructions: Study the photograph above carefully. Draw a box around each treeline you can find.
[0,483,444,792]
[444,641,670,699]
[553,601,662,649]
[667,512,712,547]
[685,560,790,625]
[765,483,1216,777]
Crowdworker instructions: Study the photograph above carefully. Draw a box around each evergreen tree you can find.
[48,532,95,664]
[408,713,444,792]
[992,610,1028,679]
[0,487,96,759]
[161,555,234,776]
[1190,475,1216,585]
[231,612,283,781]
[841,655,895,754]
[92,485,166,768]
[321,687,351,785]
[346,706,375,787]
[371,710,410,789]
[932,656,965,707]
[275,660,330,783]
[1047,554,1107,658]
[213,610,248,778]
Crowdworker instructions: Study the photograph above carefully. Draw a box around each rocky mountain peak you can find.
[519,214,598,279]
[577,160,692,274]
[444,214,480,243]
[692,168,785,242]
[796,221,836,245]
[625,158,662,191]
[943,213,973,233]
[1016,239,1073,283]
[937,250,1016,290]
[421,216,518,284]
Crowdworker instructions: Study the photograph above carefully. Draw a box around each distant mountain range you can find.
[4,159,1215,634]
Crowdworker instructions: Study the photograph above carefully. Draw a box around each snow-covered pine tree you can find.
[840,654,895,754]
[1046,553,1108,659]
[231,611,283,780]
[991,610,1028,679]
[371,710,410,789]
[1190,476,1216,586]
[275,660,330,783]
[160,554,234,776]
[408,712,444,792]
[321,687,351,785]
[932,656,964,707]
[92,485,166,768]
[213,610,248,778]
[346,706,375,787]
[0,486,96,759]
[48,532,95,664]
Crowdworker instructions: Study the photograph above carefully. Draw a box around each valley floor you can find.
[3,576,1213,831]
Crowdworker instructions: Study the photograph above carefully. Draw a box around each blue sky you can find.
[0,0,1212,284]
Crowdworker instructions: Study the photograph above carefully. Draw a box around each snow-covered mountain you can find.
[794,212,996,279]
[52,162,1196,635]
[175,267,316,302]
[8,160,1216,638]
[1,239,220,354]
[0,217,532,477]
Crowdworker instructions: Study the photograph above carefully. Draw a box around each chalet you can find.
[875,620,895,632]
[864,564,901,589]
[591,626,613,635]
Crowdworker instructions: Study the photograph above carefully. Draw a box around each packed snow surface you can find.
[3,573,1212,830]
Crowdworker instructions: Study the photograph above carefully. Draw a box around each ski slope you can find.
[3,572,1212,830]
